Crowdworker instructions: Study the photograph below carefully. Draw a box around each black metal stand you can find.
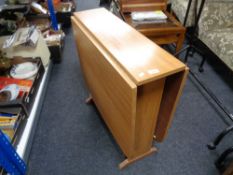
[189,69,233,170]
[173,3,233,164]
[175,0,206,72]
[207,125,233,150]
[180,2,233,159]
[190,69,233,170]
[207,121,233,171]
[183,0,194,26]
[190,71,233,122]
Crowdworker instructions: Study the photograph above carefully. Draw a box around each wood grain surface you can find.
[155,67,189,142]
[72,8,188,167]
[122,11,186,53]
[134,78,165,156]
[119,0,168,12]
[73,8,186,86]
[72,17,137,157]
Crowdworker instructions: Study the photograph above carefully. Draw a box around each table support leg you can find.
[85,95,93,104]
[118,147,157,169]
[175,32,185,56]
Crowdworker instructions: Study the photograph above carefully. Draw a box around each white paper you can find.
[131,11,167,21]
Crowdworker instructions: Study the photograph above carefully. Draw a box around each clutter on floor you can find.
[0,0,75,173]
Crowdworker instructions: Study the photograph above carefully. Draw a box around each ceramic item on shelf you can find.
[0,84,20,101]
[0,91,11,102]
[10,62,38,79]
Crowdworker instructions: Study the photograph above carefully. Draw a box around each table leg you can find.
[175,32,185,54]
[119,147,157,169]
[85,94,93,104]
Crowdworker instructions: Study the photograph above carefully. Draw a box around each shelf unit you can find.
[15,61,53,162]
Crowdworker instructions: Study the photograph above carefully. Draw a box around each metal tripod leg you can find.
[191,45,206,72]
[174,44,206,72]
[174,45,190,57]
[176,0,207,69]
[207,125,233,150]
[189,47,195,57]
[184,46,192,63]
[199,55,206,72]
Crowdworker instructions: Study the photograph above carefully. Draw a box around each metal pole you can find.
[189,70,233,122]
[191,0,206,38]
[183,0,193,26]
[0,130,27,175]
[47,0,58,31]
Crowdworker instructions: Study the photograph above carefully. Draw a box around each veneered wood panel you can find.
[133,78,165,157]
[71,9,188,167]
[155,68,189,142]
[120,0,168,12]
[73,8,186,86]
[150,35,179,45]
[72,17,137,158]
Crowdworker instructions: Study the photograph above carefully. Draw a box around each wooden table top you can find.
[73,8,186,85]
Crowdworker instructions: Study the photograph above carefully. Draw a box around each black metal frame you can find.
[189,46,233,174]
[175,0,206,72]
[190,71,233,122]
[207,124,233,170]
[190,69,232,172]
[207,125,233,150]
[179,0,233,123]
[179,0,233,170]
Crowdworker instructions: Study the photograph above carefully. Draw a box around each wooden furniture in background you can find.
[119,0,168,12]
[72,8,188,169]
[224,162,233,175]
[122,11,186,53]
[118,0,186,53]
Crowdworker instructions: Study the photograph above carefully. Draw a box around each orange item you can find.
[53,0,60,5]
[0,77,32,92]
